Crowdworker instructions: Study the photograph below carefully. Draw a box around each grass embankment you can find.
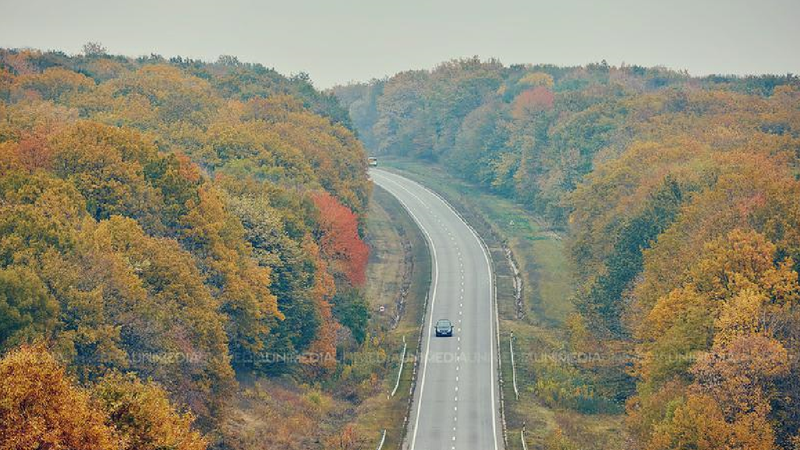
[351,184,431,449]
[380,158,625,450]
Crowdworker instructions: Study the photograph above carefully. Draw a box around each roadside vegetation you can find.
[350,185,431,448]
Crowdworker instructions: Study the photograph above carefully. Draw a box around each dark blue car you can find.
[435,319,453,337]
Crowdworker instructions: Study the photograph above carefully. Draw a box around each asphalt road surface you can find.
[370,169,503,450]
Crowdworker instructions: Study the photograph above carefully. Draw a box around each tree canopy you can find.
[0,47,371,447]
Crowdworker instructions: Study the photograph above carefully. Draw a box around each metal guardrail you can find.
[521,427,528,450]
[406,177,509,448]
[376,429,387,450]
[410,175,510,448]
[391,335,407,397]
[510,332,519,400]
[378,169,512,449]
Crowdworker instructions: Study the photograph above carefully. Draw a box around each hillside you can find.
[335,59,800,449]
[0,48,372,449]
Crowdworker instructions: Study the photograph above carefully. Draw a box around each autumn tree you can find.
[0,266,59,350]
[512,86,555,119]
[312,191,369,287]
[49,121,162,222]
[0,345,119,450]
[0,47,373,444]
[14,67,95,102]
[646,393,776,450]
[94,373,207,450]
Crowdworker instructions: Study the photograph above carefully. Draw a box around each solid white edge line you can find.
[377,169,501,450]
[371,172,439,450]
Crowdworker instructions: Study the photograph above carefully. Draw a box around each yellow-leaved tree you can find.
[0,345,118,450]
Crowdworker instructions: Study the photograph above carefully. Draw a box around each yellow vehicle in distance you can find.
[368,156,378,167]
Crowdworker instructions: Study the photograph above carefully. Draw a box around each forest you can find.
[2,42,800,450]
[0,47,375,449]
[335,59,800,449]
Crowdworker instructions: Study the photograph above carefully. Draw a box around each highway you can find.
[370,169,503,450]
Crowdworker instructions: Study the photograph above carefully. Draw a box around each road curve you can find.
[370,169,503,450]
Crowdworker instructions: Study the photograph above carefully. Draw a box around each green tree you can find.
[0,266,59,350]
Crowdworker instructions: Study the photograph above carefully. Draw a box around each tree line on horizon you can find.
[335,58,800,449]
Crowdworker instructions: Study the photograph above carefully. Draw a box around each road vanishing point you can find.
[370,169,503,450]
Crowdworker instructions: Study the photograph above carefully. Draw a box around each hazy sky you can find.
[1,0,798,88]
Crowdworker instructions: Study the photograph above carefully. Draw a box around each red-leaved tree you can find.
[512,86,555,119]
[312,191,368,287]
